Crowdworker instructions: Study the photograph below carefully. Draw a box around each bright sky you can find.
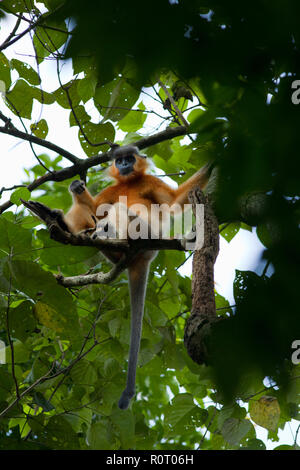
[0,12,298,449]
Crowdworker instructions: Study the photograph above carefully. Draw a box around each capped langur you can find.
[45,145,211,409]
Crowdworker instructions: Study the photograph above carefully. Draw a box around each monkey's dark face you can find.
[115,155,136,175]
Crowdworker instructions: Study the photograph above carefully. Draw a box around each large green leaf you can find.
[0,216,32,258]
[11,59,41,86]
[6,79,35,119]
[78,121,115,156]
[111,408,135,449]
[37,229,98,266]
[118,102,147,132]
[221,418,253,446]
[6,80,54,119]
[164,393,205,438]
[87,421,115,450]
[0,0,34,13]
[249,396,280,432]
[33,21,68,64]
[5,260,78,338]
[10,187,31,207]
[0,52,11,89]
[77,76,97,103]
[6,300,37,342]
[94,78,139,122]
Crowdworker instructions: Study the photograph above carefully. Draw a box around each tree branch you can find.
[184,188,220,365]
[0,118,80,165]
[0,125,188,215]
[158,80,189,128]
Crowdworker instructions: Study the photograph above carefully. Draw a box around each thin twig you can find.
[158,80,189,128]
[0,16,22,49]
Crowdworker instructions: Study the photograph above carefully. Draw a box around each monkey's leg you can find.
[21,200,71,232]
[118,251,157,410]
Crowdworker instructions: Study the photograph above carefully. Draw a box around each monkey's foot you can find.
[118,388,135,410]
[69,180,85,194]
[21,199,70,234]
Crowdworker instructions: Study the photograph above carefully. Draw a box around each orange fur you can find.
[64,154,210,234]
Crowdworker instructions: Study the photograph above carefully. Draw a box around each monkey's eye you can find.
[116,157,122,165]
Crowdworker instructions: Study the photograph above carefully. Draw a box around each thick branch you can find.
[22,199,190,288]
[133,125,187,149]
[56,254,131,287]
[184,188,220,365]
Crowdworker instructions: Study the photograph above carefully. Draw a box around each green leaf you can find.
[244,438,266,450]
[77,76,97,103]
[0,368,14,401]
[7,301,37,342]
[233,269,265,305]
[249,396,280,432]
[164,393,199,434]
[0,216,32,257]
[87,422,115,450]
[118,102,147,132]
[6,79,34,119]
[5,340,30,363]
[33,21,68,64]
[0,52,11,89]
[221,418,253,446]
[70,359,98,386]
[69,105,91,128]
[10,187,31,206]
[6,80,54,119]
[220,222,241,242]
[33,392,55,412]
[94,77,139,122]
[34,301,69,335]
[11,59,41,86]
[37,229,97,266]
[53,79,80,109]
[30,119,49,139]
[187,108,205,124]
[31,87,55,105]
[111,408,135,449]
[6,260,77,338]
[0,0,34,13]
[78,121,115,156]
[29,415,80,449]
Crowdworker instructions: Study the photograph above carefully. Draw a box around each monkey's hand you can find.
[69,180,86,194]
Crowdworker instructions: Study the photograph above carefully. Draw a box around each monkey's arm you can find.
[64,180,98,233]
[170,163,212,207]
[147,163,212,208]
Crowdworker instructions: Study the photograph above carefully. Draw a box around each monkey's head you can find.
[109,145,148,180]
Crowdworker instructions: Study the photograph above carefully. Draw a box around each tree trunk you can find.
[184,188,220,364]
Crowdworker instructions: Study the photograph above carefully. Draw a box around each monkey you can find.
[41,145,212,409]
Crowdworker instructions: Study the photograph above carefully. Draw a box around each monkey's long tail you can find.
[118,258,151,410]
